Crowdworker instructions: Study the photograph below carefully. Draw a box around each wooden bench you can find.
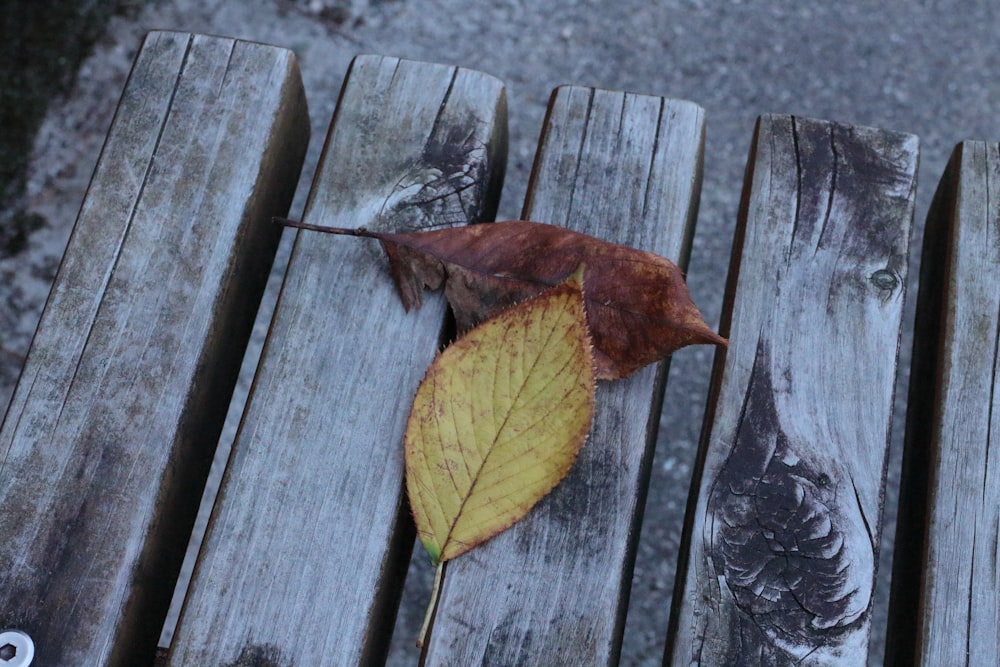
[1,30,996,667]
[0,32,308,667]
[885,140,1000,667]
[666,116,918,665]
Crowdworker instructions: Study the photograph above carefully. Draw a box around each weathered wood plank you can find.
[886,141,1000,666]
[167,55,507,667]
[665,115,917,666]
[0,30,308,666]
[420,86,706,666]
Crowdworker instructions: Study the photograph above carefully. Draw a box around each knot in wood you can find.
[708,348,870,658]
[869,267,899,292]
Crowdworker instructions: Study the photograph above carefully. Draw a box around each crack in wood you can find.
[790,116,803,259]
[218,39,237,98]
[640,97,665,220]
[562,88,595,224]
[815,124,838,256]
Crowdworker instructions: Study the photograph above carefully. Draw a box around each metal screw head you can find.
[0,630,34,667]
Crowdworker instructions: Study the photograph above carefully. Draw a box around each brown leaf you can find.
[278,219,726,380]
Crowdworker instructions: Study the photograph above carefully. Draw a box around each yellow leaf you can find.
[404,267,596,564]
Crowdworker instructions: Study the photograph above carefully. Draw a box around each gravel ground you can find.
[5,1,1000,664]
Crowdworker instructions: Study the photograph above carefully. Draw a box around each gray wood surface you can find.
[420,86,706,666]
[887,141,1000,666]
[167,55,507,666]
[0,31,308,666]
[665,115,918,666]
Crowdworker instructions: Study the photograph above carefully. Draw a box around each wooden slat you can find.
[167,55,507,666]
[887,141,1000,666]
[665,115,918,665]
[420,86,706,666]
[0,30,308,666]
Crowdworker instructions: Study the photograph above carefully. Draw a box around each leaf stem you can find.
[272,217,378,237]
[417,560,445,649]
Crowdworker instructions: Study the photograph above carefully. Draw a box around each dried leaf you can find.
[404,268,595,564]
[279,218,726,380]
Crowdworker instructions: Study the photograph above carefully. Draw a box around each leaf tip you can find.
[421,537,442,565]
[692,322,728,349]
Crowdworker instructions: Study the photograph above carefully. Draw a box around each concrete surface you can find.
[5,1,1000,664]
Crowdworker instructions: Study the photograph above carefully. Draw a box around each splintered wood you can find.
[666,115,918,666]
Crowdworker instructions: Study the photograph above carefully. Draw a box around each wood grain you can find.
[665,115,918,666]
[0,31,308,666]
[420,86,706,666]
[166,55,507,667]
[887,141,1000,666]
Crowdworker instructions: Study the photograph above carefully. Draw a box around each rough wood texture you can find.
[665,115,918,666]
[167,55,506,667]
[887,141,1000,667]
[420,86,706,666]
[0,31,308,666]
